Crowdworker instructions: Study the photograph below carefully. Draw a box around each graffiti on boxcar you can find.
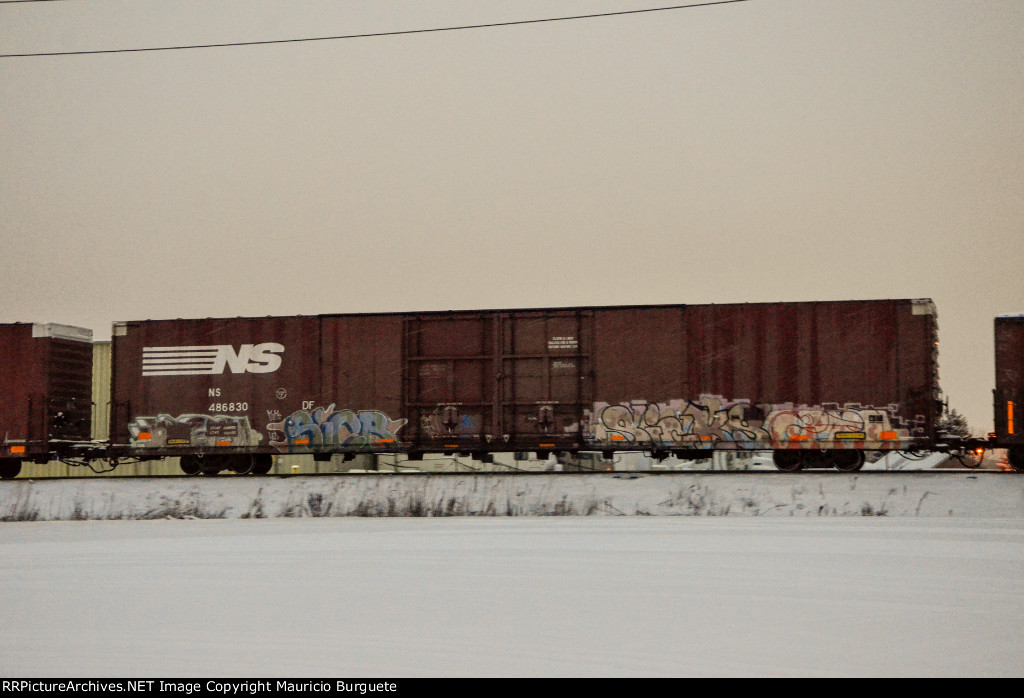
[586,396,915,447]
[764,405,914,443]
[587,397,769,446]
[266,404,408,451]
[128,414,262,448]
[420,405,481,438]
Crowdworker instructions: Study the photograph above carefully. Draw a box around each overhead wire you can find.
[1,0,751,58]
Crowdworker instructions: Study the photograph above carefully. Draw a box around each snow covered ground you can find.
[2,471,1021,520]
[1,517,1021,678]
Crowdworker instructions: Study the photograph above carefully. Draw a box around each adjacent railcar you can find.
[108,298,941,474]
[0,323,94,478]
[995,314,1024,471]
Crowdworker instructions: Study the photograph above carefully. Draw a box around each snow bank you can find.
[2,472,1022,520]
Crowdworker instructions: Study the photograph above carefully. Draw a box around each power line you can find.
[1,0,751,58]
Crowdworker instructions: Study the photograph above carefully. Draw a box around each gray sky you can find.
[1,0,1021,433]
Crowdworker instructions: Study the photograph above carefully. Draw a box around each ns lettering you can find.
[142,343,284,376]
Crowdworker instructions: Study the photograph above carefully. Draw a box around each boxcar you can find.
[995,314,1024,470]
[109,298,941,473]
[0,323,94,478]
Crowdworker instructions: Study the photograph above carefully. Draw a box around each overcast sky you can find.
[1,1,1021,433]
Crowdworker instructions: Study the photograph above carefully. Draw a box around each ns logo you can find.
[142,343,284,376]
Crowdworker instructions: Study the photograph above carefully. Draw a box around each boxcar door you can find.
[500,310,593,454]
[402,313,499,454]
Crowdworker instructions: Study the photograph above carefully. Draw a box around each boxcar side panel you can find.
[0,324,47,456]
[0,324,93,459]
[111,316,322,455]
[895,300,940,442]
[994,315,1024,444]
[41,336,94,443]
[583,299,938,453]
[302,314,405,454]
[592,306,686,404]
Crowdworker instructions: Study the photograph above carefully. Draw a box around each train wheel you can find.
[252,454,273,475]
[773,450,803,472]
[229,455,255,475]
[179,455,202,476]
[198,455,228,476]
[832,450,865,472]
[0,458,21,479]
[1009,446,1024,473]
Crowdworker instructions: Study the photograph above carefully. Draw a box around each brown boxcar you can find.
[994,314,1024,470]
[109,298,941,473]
[0,323,94,478]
